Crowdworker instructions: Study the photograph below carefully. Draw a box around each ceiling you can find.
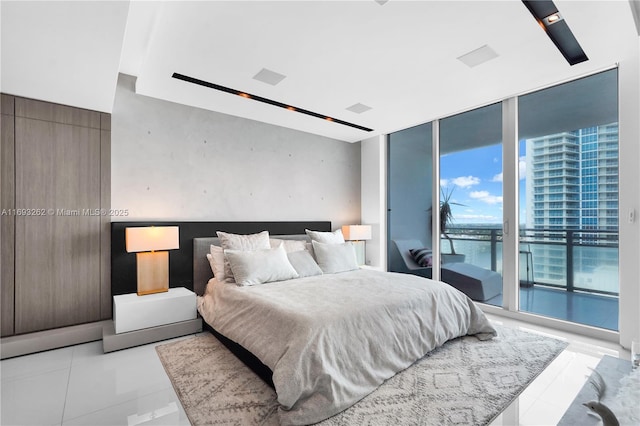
[1,1,638,143]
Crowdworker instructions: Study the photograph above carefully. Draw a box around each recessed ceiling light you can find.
[253,68,286,86]
[457,45,499,68]
[346,103,372,114]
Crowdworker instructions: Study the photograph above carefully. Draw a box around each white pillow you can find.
[269,238,307,253]
[305,229,345,244]
[311,241,359,274]
[225,245,299,286]
[287,250,323,278]
[216,230,270,282]
[207,245,226,281]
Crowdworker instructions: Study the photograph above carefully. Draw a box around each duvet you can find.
[198,268,496,425]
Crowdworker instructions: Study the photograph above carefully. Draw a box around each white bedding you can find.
[197,268,497,425]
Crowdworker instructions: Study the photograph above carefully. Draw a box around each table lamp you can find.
[342,225,372,265]
[125,226,179,295]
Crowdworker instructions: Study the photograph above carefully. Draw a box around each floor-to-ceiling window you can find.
[386,68,619,331]
[518,69,619,330]
[439,103,503,306]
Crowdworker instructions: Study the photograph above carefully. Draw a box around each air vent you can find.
[253,68,286,86]
[172,73,373,132]
[457,45,499,68]
[346,103,372,114]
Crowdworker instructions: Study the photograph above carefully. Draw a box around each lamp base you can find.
[136,251,169,296]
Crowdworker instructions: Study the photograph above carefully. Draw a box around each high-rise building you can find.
[524,123,619,292]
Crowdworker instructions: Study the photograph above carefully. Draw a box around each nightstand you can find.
[103,287,202,353]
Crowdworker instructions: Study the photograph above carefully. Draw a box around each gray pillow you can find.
[287,250,323,278]
[311,241,359,274]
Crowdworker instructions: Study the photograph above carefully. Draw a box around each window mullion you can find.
[502,97,519,312]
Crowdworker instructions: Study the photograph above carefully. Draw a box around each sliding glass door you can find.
[387,123,433,276]
[518,69,619,330]
[439,103,503,306]
[386,68,619,331]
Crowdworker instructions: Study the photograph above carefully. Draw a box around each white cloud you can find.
[451,175,480,188]
[440,178,449,187]
[470,190,503,205]
[490,157,525,182]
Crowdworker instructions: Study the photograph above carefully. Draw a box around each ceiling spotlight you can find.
[521,0,588,66]
[543,13,562,26]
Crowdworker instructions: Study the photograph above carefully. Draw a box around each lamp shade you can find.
[341,225,372,241]
[125,226,179,253]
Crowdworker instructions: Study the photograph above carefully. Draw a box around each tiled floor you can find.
[485,285,619,331]
[0,315,631,426]
[487,315,630,425]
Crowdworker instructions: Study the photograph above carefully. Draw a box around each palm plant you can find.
[439,187,465,255]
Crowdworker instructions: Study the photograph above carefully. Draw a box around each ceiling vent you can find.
[457,45,499,68]
[346,103,372,114]
[252,68,286,86]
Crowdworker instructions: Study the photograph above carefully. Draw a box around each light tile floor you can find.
[0,315,632,426]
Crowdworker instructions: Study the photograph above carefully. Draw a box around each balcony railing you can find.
[442,226,619,296]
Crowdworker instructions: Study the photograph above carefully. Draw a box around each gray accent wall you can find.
[111,74,360,228]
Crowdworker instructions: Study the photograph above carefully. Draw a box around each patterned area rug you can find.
[156,325,567,425]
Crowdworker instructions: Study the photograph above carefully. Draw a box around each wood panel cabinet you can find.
[1,95,110,336]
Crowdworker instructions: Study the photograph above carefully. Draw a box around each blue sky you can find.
[440,141,527,225]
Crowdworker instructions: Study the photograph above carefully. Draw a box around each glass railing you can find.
[441,226,619,296]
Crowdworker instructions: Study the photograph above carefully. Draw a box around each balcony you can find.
[440,227,619,331]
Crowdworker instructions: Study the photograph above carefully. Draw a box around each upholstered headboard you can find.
[193,234,312,296]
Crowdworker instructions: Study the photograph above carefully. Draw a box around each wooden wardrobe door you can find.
[14,117,101,333]
[1,95,16,336]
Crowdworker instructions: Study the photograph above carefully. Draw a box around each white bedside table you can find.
[103,287,202,353]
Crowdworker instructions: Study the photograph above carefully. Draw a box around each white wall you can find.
[361,135,386,268]
[111,74,361,230]
[617,35,640,349]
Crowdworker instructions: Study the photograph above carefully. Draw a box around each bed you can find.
[194,231,497,426]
